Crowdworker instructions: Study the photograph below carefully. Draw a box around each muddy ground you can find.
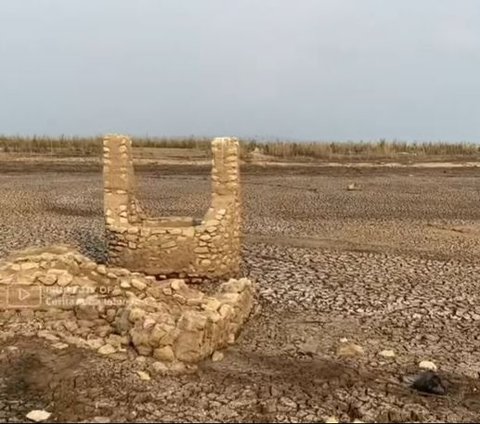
[1,159,480,422]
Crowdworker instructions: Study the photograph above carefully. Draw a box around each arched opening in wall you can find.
[128,140,212,222]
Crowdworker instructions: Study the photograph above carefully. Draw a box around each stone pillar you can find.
[211,137,240,204]
[203,137,242,277]
[103,134,137,226]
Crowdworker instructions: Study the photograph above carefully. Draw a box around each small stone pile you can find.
[0,245,254,372]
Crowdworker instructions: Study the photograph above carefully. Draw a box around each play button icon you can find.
[18,288,31,301]
[7,285,42,308]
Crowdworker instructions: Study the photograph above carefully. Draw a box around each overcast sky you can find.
[0,0,479,141]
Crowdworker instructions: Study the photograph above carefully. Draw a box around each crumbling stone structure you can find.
[0,246,254,371]
[103,135,242,280]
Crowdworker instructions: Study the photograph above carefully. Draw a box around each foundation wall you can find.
[0,246,254,370]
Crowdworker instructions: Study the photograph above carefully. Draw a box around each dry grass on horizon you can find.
[0,135,479,161]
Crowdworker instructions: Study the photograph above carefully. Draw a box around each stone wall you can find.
[103,135,242,280]
[0,246,254,372]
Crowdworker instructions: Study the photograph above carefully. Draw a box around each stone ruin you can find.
[0,135,254,373]
[0,246,253,372]
[103,134,242,280]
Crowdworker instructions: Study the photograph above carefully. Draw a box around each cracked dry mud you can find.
[1,162,480,422]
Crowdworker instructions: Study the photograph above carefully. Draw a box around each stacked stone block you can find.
[0,246,254,370]
[103,135,242,279]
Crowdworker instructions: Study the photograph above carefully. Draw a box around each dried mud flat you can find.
[1,160,480,422]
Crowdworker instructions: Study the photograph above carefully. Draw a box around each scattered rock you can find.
[419,360,438,371]
[212,351,224,362]
[26,410,52,422]
[51,342,69,350]
[325,417,339,424]
[339,337,348,343]
[98,344,116,355]
[92,417,111,423]
[337,343,364,358]
[379,349,396,358]
[137,371,151,381]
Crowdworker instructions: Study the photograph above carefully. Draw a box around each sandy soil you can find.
[1,158,480,422]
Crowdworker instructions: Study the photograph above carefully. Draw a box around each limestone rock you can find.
[26,410,52,422]
[120,280,131,289]
[136,344,153,356]
[95,325,113,338]
[57,272,73,287]
[222,278,247,293]
[171,279,187,291]
[98,344,116,355]
[21,262,39,271]
[178,310,207,331]
[96,265,107,275]
[143,317,156,330]
[37,330,59,342]
[39,274,57,286]
[212,351,224,362]
[379,349,396,358]
[153,345,175,362]
[88,339,105,350]
[128,307,146,323]
[337,343,364,358]
[137,371,151,381]
[419,360,438,371]
[92,417,111,423]
[51,342,69,350]
[202,298,221,312]
[131,278,147,291]
[174,330,204,362]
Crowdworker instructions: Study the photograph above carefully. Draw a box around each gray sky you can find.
[1,0,479,141]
